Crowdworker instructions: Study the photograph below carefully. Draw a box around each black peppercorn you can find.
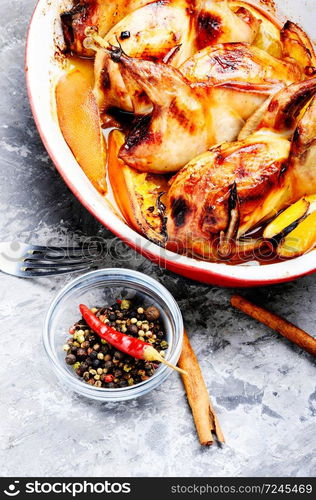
[114,350,124,360]
[80,361,89,372]
[120,30,130,40]
[128,324,138,335]
[65,354,76,365]
[77,348,87,359]
[65,297,168,389]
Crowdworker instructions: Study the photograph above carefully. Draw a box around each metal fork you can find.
[0,241,95,278]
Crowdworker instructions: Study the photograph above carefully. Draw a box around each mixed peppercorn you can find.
[63,298,168,388]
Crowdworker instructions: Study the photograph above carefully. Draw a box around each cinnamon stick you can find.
[178,331,225,446]
[231,294,316,357]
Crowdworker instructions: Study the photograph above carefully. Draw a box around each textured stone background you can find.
[0,0,315,478]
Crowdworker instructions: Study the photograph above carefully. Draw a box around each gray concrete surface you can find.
[0,0,315,478]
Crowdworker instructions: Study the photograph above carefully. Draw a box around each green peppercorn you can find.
[77,333,85,344]
[121,299,131,310]
[65,296,168,390]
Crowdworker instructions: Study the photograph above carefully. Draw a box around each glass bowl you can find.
[43,268,183,401]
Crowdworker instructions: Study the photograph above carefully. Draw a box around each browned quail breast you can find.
[288,96,316,199]
[103,43,305,173]
[93,0,196,115]
[166,130,291,259]
[281,21,316,77]
[59,0,316,263]
[195,0,260,51]
[92,0,261,114]
[105,49,282,173]
[166,78,316,259]
[61,0,150,56]
[180,42,302,85]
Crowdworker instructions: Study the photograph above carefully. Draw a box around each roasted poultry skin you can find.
[104,42,302,173]
[58,0,316,263]
[93,0,196,116]
[61,0,150,56]
[92,0,261,114]
[281,21,316,77]
[288,96,316,200]
[195,0,260,51]
[180,42,302,86]
[166,78,316,259]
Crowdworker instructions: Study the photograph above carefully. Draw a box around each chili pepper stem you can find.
[143,346,187,375]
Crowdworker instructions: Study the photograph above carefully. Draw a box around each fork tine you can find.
[26,244,100,254]
[22,254,94,263]
[18,265,92,278]
[20,260,94,270]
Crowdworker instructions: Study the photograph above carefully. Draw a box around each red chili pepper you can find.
[79,304,186,375]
